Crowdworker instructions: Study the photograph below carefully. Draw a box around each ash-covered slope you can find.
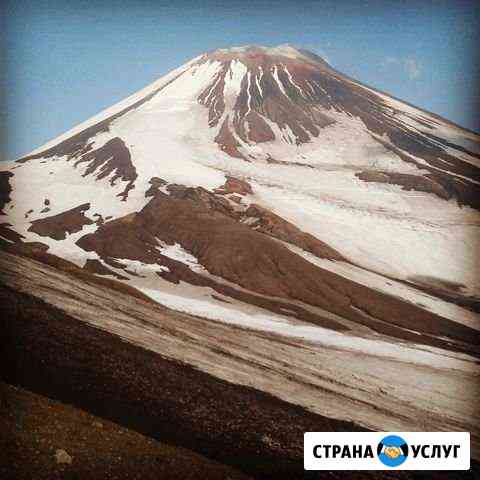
[1,45,480,360]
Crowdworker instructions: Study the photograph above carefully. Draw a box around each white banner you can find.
[304,432,470,470]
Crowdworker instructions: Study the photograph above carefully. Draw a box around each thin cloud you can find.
[403,58,421,80]
[381,56,421,80]
[383,56,399,66]
[304,44,332,65]
[315,48,331,65]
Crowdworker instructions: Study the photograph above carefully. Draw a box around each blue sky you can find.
[2,0,479,160]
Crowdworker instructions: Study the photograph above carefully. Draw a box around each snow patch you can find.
[156,241,207,273]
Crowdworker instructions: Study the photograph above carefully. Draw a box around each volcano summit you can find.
[1,45,480,470]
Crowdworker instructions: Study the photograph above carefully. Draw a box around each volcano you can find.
[2,45,480,470]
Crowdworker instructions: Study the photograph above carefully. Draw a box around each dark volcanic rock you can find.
[244,203,344,260]
[83,258,128,280]
[28,203,94,240]
[215,176,253,195]
[0,171,13,214]
[74,138,137,201]
[356,170,451,200]
[214,116,246,159]
[75,190,480,356]
[0,223,24,245]
[145,176,168,197]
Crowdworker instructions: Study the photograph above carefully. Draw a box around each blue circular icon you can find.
[377,435,408,467]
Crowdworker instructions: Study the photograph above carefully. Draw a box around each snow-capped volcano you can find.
[2,45,480,360]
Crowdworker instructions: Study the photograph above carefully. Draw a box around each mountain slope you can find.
[0,382,252,480]
[1,44,480,361]
[2,248,480,467]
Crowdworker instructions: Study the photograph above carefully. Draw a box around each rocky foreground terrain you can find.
[0,382,252,480]
[1,245,479,479]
